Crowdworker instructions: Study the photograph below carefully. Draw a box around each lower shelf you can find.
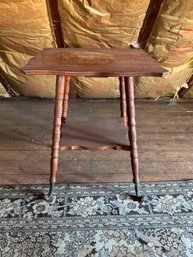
[59,117,130,151]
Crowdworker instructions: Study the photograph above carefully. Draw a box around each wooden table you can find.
[22,48,166,200]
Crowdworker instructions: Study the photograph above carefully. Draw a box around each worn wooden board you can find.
[0,98,193,184]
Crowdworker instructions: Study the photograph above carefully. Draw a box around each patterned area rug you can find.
[1,181,193,257]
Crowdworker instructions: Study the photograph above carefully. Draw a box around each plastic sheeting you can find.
[58,0,150,98]
[58,0,150,48]
[0,0,193,98]
[71,77,119,98]
[135,68,193,98]
[0,82,8,97]
[0,0,56,97]
[136,0,193,98]
[146,0,193,67]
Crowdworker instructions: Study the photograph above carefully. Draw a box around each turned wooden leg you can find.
[46,75,65,198]
[125,76,141,198]
[62,76,70,123]
[119,77,127,127]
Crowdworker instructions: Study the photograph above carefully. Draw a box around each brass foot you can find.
[43,182,55,202]
[120,182,143,202]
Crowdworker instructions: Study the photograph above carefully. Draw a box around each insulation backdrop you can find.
[58,0,151,98]
[135,0,193,98]
[0,0,56,97]
[0,0,192,98]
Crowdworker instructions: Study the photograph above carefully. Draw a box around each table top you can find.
[21,48,167,77]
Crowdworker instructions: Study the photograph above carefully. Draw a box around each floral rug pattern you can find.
[1,181,193,256]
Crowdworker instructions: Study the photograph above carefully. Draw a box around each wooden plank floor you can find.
[0,98,193,185]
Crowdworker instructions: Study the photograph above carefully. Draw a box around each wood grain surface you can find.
[21,48,167,77]
[0,98,193,185]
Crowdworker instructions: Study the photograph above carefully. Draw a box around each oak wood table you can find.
[22,48,166,200]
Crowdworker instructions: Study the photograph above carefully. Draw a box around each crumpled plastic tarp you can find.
[136,0,193,98]
[0,0,56,97]
[146,0,193,67]
[0,82,8,96]
[0,0,193,98]
[135,67,193,98]
[58,0,150,98]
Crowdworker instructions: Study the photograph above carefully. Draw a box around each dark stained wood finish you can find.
[21,48,167,77]
[62,76,70,122]
[119,77,127,127]
[125,77,140,195]
[21,48,167,197]
[0,99,193,185]
[59,117,130,151]
[138,0,164,49]
[50,75,65,185]
[47,0,64,48]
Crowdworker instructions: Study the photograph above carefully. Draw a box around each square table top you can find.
[21,48,167,77]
